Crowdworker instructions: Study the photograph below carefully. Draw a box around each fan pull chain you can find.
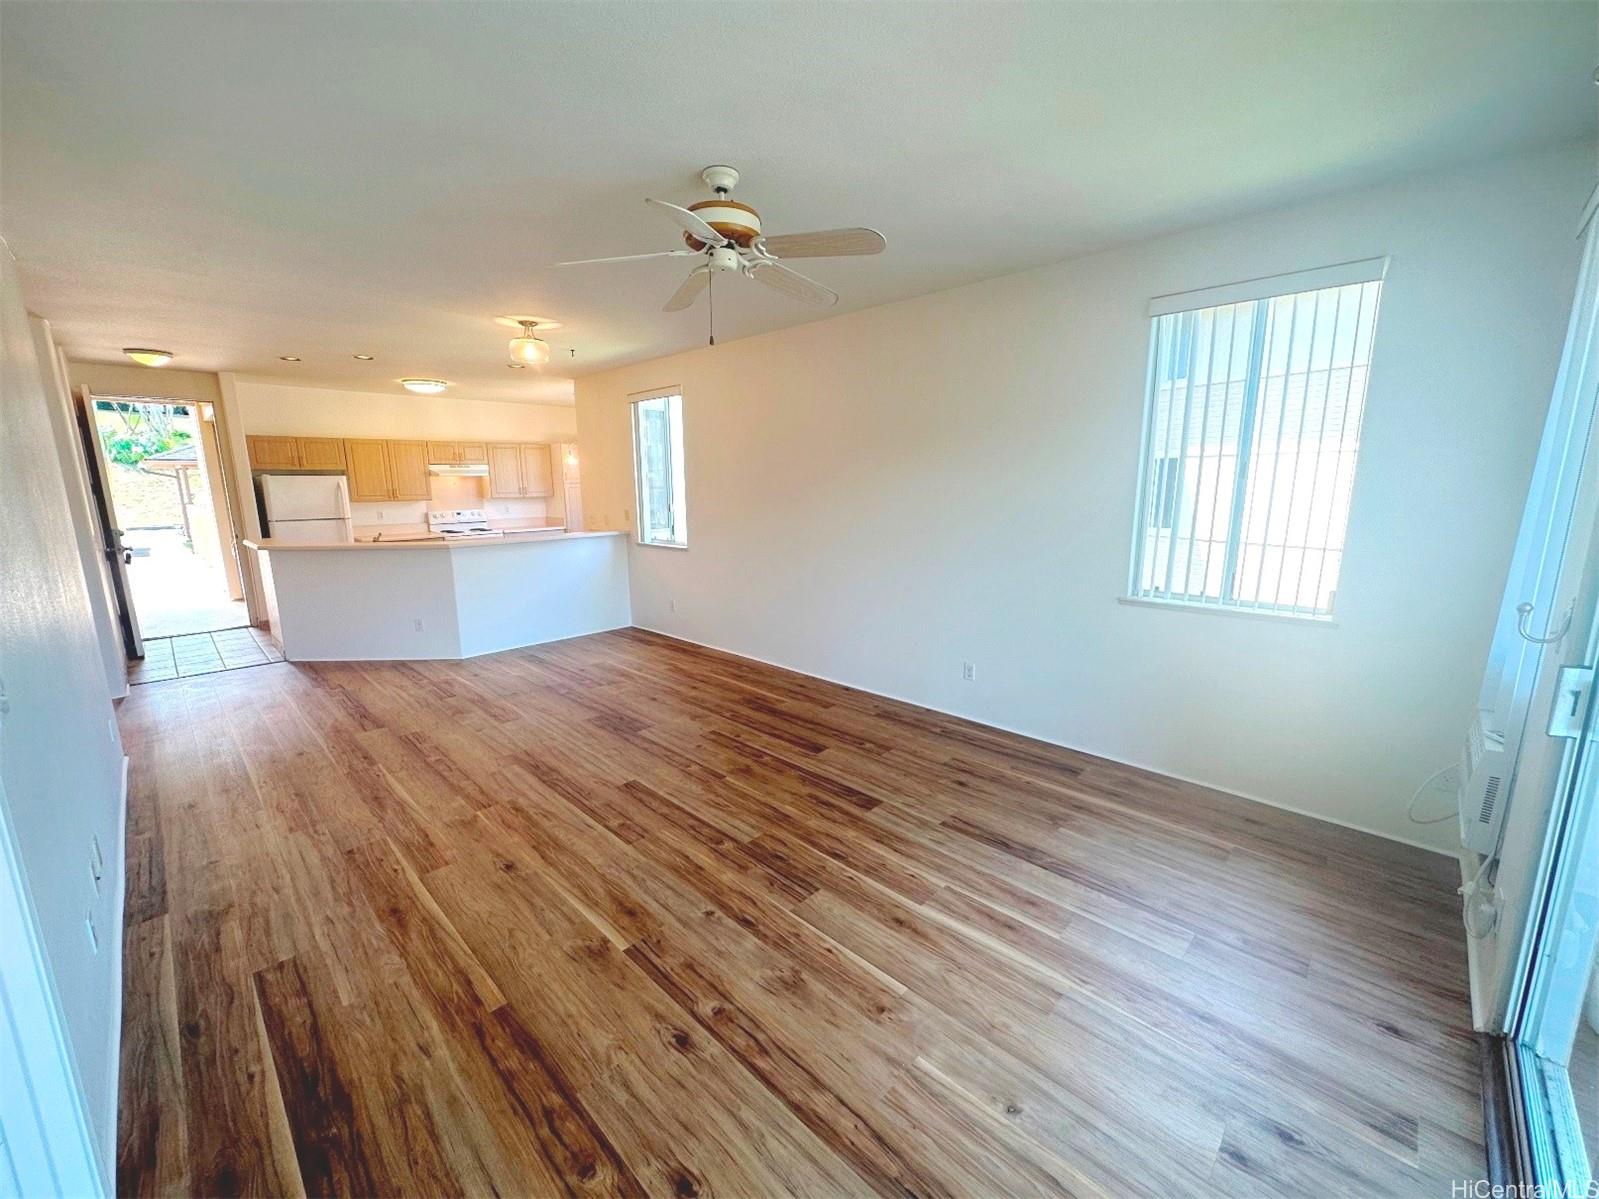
[707,264,716,347]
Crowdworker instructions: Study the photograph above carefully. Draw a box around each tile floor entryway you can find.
[129,626,283,685]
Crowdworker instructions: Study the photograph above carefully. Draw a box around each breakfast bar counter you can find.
[244,531,631,661]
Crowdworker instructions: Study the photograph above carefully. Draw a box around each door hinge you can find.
[1548,665,1596,739]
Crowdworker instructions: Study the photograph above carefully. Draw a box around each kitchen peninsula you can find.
[246,530,630,661]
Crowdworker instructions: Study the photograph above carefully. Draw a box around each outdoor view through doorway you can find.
[94,398,246,638]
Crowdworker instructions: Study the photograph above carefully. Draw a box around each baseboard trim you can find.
[102,751,129,1191]
[629,623,1453,856]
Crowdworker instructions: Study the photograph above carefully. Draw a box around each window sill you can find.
[636,539,689,551]
[1116,595,1338,627]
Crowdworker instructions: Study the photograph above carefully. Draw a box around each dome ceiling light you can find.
[123,347,173,367]
[400,378,449,395]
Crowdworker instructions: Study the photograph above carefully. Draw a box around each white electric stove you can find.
[426,509,504,541]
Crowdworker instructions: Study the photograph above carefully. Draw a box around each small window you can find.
[631,390,687,547]
[1129,261,1386,617]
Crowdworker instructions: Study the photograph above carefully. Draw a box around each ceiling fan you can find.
[557,165,886,312]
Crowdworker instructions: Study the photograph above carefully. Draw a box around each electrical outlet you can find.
[413,619,425,632]
[375,509,384,521]
[962,661,977,682]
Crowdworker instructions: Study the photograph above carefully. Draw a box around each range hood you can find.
[428,463,489,477]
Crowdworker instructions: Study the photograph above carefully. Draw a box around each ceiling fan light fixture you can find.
[508,321,551,365]
[124,347,173,367]
[400,378,449,395]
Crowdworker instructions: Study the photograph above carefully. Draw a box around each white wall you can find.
[1,245,126,1185]
[227,377,576,441]
[576,140,1592,851]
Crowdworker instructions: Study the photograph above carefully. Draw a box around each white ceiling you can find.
[2,2,1593,406]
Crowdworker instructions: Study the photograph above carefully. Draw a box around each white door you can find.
[0,772,105,1198]
[268,517,352,544]
[1474,194,1599,1027]
[262,473,349,522]
[71,388,142,660]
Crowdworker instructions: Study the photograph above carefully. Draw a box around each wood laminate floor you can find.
[117,628,1485,1198]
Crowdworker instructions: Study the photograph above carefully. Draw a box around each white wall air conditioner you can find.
[1461,711,1510,856]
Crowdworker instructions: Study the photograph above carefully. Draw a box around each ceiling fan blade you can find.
[663,267,711,312]
[555,249,698,266]
[759,227,886,259]
[749,261,839,307]
[645,198,728,247]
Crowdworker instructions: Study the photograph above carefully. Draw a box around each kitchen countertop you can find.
[244,530,625,552]
[349,518,569,543]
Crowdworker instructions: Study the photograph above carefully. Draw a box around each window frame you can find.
[1125,258,1388,622]
[629,387,688,549]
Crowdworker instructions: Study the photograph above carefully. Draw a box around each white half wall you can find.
[575,140,1593,852]
[1,244,126,1187]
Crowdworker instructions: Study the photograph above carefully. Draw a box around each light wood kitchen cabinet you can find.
[488,442,553,497]
[487,443,524,498]
[388,440,431,499]
[428,441,491,466]
[297,437,346,470]
[247,435,300,470]
[344,438,393,501]
[520,443,553,497]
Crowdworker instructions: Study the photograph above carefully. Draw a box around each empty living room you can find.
[3,2,1598,1196]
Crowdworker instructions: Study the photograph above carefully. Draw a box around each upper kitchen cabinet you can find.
[246,435,300,470]
[388,440,431,499]
[297,437,346,470]
[487,442,553,497]
[344,438,392,501]
[520,443,553,497]
[427,441,489,466]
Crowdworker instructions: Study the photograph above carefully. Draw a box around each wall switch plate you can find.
[413,619,425,632]
[962,661,977,682]
[669,600,677,613]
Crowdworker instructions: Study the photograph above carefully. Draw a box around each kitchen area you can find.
[241,428,630,661]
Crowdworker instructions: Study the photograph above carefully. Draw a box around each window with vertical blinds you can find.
[1128,260,1386,617]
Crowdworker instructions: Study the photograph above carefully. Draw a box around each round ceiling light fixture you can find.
[123,347,173,367]
[353,353,374,361]
[508,320,551,365]
[507,363,528,369]
[400,378,449,395]
[279,355,302,362]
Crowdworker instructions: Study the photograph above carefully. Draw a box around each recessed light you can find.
[123,348,173,367]
[279,355,302,362]
[507,363,528,370]
[400,378,449,394]
[353,353,374,361]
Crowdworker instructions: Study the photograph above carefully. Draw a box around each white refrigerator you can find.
[261,474,353,543]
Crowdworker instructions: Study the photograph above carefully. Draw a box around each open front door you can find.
[72,386,143,660]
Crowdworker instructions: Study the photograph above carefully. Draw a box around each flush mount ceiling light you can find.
[400,378,449,394]
[507,363,528,370]
[279,355,302,362]
[353,353,374,361]
[123,347,173,367]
